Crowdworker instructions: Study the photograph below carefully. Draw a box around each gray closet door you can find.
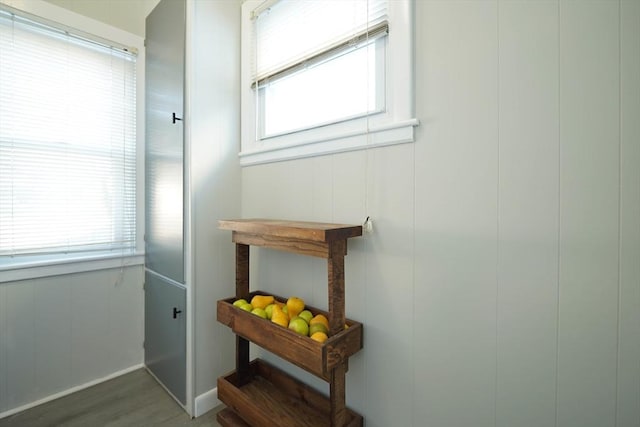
[144,271,186,404]
[144,0,187,406]
[145,0,185,284]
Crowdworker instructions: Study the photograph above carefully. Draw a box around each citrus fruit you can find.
[309,314,329,330]
[271,305,288,327]
[250,295,274,309]
[310,332,328,343]
[288,317,309,336]
[298,310,313,324]
[309,323,329,337]
[251,308,267,319]
[286,297,305,319]
[264,304,275,320]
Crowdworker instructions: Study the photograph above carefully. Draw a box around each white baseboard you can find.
[194,387,220,418]
[0,363,145,420]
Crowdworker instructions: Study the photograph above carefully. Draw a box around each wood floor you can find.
[0,369,224,427]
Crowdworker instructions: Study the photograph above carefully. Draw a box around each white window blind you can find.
[0,8,137,259]
[253,0,387,84]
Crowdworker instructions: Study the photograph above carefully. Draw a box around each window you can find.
[240,0,418,165]
[0,6,137,267]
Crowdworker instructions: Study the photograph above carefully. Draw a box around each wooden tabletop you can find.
[218,219,362,243]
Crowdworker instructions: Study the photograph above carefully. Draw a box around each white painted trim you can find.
[194,387,220,418]
[0,363,144,420]
[0,0,142,47]
[240,119,419,166]
[184,0,195,418]
[1,254,144,283]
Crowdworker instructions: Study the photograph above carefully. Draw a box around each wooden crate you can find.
[217,292,363,381]
[217,359,363,427]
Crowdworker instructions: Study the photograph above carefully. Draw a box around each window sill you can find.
[239,118,419,166]
[0,252,145,283]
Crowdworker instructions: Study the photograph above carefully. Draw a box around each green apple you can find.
[298,310,313,324]
[309,322,328,336]
[251,308,267,319]
[288,317,309,336]
[264,304,275,320]
[239,303,253,312]
[233,299,248,308]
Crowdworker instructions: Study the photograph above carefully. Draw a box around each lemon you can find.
[286,296,305,319]
[250,295,274,309]
[310,332,328,343]
[271,305,288,327]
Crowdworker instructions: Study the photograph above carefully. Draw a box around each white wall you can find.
[0,266,144,415]
[186,0,240,403]
[44,0,158,36]
[241,1,640,427]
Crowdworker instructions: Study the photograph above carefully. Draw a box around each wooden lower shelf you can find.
[217,407,250,426]
[217,359,363,427]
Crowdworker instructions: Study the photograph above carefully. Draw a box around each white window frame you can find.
[240,0,418,166]
[0,0,145,283]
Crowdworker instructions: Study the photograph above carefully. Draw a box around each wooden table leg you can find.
[235,242,250,385]
[330,363,347,427]
[236,336,250,386]
[328,240,346,337]
[236,242,249,299]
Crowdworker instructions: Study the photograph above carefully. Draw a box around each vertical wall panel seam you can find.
[554,2,561,427]
[615,1,622,425]
[31,281,37,400]
[494,1,500,426]
[636,4,640,422]
[411,110,416,427]
[360,150,368,421]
